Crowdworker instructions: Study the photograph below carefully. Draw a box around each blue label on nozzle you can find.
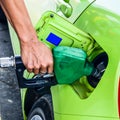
[46,32,62,46]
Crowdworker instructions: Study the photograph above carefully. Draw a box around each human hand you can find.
[20,39,53,74]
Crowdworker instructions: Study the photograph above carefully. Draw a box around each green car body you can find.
[8,0,120,120]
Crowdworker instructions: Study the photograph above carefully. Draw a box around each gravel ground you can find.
[0,14,23,120]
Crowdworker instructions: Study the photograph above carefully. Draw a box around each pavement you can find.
[0,19,23,119]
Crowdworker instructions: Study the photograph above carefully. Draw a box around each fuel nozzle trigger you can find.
[15,56,57,88]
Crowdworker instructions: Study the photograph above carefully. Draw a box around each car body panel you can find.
[51,0,120,120]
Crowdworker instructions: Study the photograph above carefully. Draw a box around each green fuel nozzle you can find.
[53,46,94,84]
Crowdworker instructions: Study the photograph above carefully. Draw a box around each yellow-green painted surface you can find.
[8,0,120,120]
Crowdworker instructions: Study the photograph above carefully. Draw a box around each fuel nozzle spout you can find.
[88,61,106,88]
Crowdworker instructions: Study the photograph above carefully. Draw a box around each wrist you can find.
[19,32,39,44]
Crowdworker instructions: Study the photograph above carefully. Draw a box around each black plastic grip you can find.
[15,56,57,88]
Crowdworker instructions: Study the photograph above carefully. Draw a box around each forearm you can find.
[0,0,37,43]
